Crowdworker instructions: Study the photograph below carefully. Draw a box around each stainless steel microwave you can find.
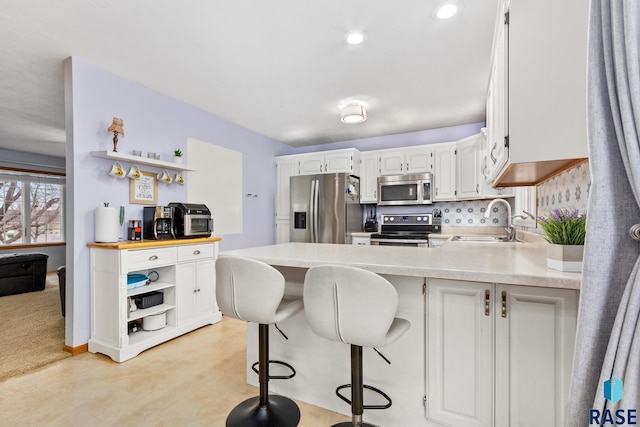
[377,173,433,206]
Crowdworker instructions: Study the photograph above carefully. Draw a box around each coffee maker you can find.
[143,206,175,240]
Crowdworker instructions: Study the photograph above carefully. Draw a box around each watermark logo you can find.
[589,376,637,425]
[604,376,624,404]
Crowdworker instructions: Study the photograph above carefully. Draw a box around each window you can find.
[0,171,65,245]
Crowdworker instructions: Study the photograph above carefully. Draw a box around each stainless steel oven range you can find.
[370,211,442,248]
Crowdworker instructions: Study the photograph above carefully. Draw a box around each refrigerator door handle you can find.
[309,179,316,243]
[313,178,320,243]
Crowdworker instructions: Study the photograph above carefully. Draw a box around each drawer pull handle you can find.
[148,255,158,261]
[193,250,201,255]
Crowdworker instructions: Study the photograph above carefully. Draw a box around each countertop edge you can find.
[87,237,221,249]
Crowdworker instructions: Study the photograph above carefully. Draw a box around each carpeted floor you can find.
[0,272,69,382]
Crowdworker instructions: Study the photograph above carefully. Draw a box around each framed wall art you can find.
[130,170,157,204]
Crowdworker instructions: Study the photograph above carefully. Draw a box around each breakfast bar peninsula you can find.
[220,242,580,427]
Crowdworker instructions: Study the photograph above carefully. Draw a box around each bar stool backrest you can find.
[216,257,286,324]
[304,265,399,348]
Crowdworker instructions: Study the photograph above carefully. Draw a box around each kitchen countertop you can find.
[221,241,581,290]
[87,236,221,249]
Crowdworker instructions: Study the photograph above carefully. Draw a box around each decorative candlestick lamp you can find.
[107,117,125,152]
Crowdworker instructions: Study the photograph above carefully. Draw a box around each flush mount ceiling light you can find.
[345,31,364,45]
[341,103,367,123]
[432,1,463,20]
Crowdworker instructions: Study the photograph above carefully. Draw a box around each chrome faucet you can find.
[484,198,515,241]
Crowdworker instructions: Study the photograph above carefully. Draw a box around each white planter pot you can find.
[174,156,183,164]
[546,244,584,272]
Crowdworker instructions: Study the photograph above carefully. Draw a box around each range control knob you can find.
[389,217,394,221]
[417,217,422,221]
[423,216,429,222]
[383,217,389,222]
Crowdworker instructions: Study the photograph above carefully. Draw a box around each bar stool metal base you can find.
[332,423,376,427]
[226,395,301,427]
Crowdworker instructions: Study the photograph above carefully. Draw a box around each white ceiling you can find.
[0,0,499,158]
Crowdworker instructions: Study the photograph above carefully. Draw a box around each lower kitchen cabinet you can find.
[88,240,222,362]
[176,243,217,324]
[276,219,290,244]
[427,279,577,427]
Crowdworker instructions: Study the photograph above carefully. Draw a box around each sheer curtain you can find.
[566,1,640,424]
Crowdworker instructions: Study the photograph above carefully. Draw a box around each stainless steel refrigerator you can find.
[290,173,362,244]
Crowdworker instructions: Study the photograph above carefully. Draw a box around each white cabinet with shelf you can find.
[433,143,457,201]
[89,240,221,362]
[427,278,577,427]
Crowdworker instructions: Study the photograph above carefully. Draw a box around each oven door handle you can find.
[371,238,430,244]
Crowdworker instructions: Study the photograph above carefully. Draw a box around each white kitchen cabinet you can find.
[457,135,481,200]
[379,147,433,176]
[379,150,405,175]
[495,284,577,427]
[351,235,371,245]
[276,157,298,220]
[276,219,290,244]
[486,3,509,185]
[297,149,360,176]
[176,243,217,324]
[428,280,493,427]
[359,151,380,203]
[88,240,222,362]
[433,143,457,201]
[427,278,577,427]
[487,0,589,186]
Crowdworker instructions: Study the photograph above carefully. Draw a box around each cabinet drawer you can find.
[177,244,214,262]
[126,247,177,271]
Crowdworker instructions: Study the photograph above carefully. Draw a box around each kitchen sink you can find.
[452,235,519,243]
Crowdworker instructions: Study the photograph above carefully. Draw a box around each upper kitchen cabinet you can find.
[457,134,481,199]
[379,147,433,176]
[434,143,457,201]
[359,151,381,204]
[487,0,589,187]
[297,148,360,176]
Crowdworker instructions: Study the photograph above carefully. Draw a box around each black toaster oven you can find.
[168,202,213,238]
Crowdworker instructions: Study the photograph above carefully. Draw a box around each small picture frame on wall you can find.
[130,171,157,204]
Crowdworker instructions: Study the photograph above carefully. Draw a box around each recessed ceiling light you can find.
[345,32,364,45]
[432,1,463,20]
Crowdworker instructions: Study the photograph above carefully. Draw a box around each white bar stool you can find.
[216,256,304,427]
[304,265,411,427]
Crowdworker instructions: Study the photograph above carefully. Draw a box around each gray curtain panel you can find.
[566,1,640,425]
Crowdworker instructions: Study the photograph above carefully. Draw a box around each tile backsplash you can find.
[373,200,510,228]
[537,161,590,216]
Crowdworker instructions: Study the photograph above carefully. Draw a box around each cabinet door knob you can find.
[149,255,158,261]
[193,250,201,255]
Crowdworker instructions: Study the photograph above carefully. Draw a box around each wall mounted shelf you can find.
[91,151,195,171]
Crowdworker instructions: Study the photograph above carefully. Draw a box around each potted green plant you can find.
[173,148,183,164]
[538,208,586,272]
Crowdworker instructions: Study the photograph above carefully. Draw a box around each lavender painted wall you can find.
[66,57,290,346]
